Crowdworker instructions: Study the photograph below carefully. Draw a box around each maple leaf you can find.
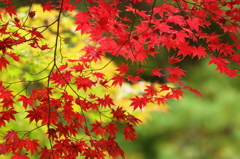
[154,97,166,105]
[18,95,34,109]
[144,85,158,96]
[4,130,19,142]
[104,122,119,137]
[29,28,44,39]
[126,75,141,83]
[24,139,40,155]
[123,123,137,142]
[168,56,182,64]
[97,94,114,108]
[39,146,60,159]
[0,143,8,154]
[99,79,110,89]
[11,152,30,159]
[208,56,239,77]
[90,120,105,137]
[130,96,149,110]
[150,68,163,77]
[185,17,200,31]
[106,138,125,159]
[166,67,186,83]
[39,44,50,50]
[111,75,126,87]
[116,63,130,75]
[50,70,72,88]
[136,68,145,74]
[75,11,92,35]
[192,45,207,59]
[4,5,16,17]
[42,1,55,12]
[126,114,142,125]
[167,66,186,76]
[92,72,105,79]
[167,15,185,25]
[220,43,235,56]
[228,32,240,43]
[71,63,84,73]
[178,82,203,97]
[0,22,8,34]
[167,88,184,100]
[2,0,13,4]
[6,52,20,62]
[57,0,76,11]
[25,108,43,123]
[111,107,126,122]
[177,41,193,57]
[1,108,17,122]
[74,76,96,92]
[0,56,10,71]
[46,128,57,141]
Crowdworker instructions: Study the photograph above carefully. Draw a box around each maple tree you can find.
[0,0,239,158]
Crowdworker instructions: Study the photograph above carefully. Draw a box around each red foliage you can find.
[0,0,239,158]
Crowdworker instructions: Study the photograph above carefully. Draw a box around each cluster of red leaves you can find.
[0,0,239,158]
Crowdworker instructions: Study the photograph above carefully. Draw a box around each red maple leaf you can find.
[177,41,193,57]
[42,1,55,12]
[126,75,141,83]
[167,66,186,76]
[92,72,105,79]
[50,70,73,88]
[123,123,137,142]
[75,11,92,35]
[25,108,43,124]
[11,152,30,159]
[126,114,142,125]
[97,94,114,108]
[90,120,105,137]
[166,67,186,83]
[167,88,184,100]
[0,56,10,71]
[168,56,182,64]
[150,68,163,77]
[208,56,239,77]
[4,5,16,17]
[104,122,118,137]
[111,107,126,122]
[4,130,19,142]
[192,45,207,59]
[71,63,84,73]
[136,68,145,74]
[111,75,125,87]
[57,0,76,12]
[130,96,149,110]
[159,84,170,91]
[154,97,166,105]
[144,85,158,96]
[46,128,57,141]
[116,63,130,75]
[178,82,203,97]
[74,76,96,92]
[17,95,34,109]
[23,139,40,155]
[1,108,17,122]
[99,79,110,88]
[6,52,20,62]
